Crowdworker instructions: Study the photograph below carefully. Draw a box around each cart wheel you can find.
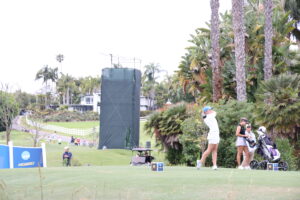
[259,160,268,170]
[278,161,288,171]
[250,160,259,169]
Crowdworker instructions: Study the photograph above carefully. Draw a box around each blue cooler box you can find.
[267,163,278,171]
[151,162,164,171]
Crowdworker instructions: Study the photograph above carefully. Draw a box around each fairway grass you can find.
[1,166,299,200]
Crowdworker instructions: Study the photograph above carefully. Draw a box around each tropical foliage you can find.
[255,73,300,141]
[177,0,300,102]
[144,0,300,169]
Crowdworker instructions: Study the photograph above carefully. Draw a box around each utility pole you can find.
[109,54,113,68]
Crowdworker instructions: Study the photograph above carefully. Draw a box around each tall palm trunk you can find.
[232,0,247,101]
[263,0,273,80]
[45,81,48,108]
[66,87,70,105]
[210,0,222,102]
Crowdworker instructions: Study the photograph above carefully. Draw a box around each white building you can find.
[71,92,154,113]
[80,93,101,113]
[140,96,155,111]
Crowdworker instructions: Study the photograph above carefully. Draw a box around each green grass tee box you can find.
[0,166,300,200]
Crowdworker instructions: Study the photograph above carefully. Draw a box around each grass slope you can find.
[1,166,300,200]
[46,121,99,129]
[0,122,163,167]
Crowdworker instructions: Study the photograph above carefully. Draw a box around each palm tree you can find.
[255,73,300,141]
[79,76,101,95]
[35,65,58,107]
[142,63,161,109]
[264,0,273,80]
[232,0,247,101]
[210,0,222,102]
[56,74,75,105]
[143,63,160,83]
[56,54,64,74]
[283,0,300,41]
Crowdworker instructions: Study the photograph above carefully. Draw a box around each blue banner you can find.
[0,145,10,169]
[13,146,43,168]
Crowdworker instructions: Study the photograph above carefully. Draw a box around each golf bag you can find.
[250,129,288,171]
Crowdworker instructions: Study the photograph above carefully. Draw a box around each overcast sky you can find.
[0,0,231,94]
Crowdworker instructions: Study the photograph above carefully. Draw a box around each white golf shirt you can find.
[204,112,220,140]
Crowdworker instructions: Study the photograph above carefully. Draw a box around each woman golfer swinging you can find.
[197,106,220,170]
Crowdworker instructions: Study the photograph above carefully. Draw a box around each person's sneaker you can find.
[212,165,218,170]
[196,160,201,170]
[244,166,251,170]
[238,165,244,170]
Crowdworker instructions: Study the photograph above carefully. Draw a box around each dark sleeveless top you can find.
[238,124,246,135]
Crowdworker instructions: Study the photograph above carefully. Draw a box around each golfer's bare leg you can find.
[236,146,243,166]
[242,147,250,167]
[241,152,246,166]
[200,144,213,165]
[212,144,218,166]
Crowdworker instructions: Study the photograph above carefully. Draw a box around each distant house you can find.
[68,92,154,113]
[68,93,101,114]
[140,96,155,111]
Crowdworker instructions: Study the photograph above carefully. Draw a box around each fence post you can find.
[41,143,47,168]
[8,141,14,169]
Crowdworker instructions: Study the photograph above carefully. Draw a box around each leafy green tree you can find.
[14,90,36,109]
[0,90,19,144]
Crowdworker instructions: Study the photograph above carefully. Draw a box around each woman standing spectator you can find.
[242,124,256,167]
[235,118,250,169]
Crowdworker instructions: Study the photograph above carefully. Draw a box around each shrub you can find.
[275,138,297,170]
[217,137,237,168]
[140,110,153,117]
[165,148,184,165]
[42,111,99,122]
[144,104,189,164]
[213,100,256,139]
[180,116,208,166]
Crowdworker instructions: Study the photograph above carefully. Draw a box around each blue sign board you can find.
[0,145,10,169]
[13,146,43,168]
[0,144,45,169]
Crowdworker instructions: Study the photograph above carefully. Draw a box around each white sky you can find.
[0,0,231,94]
